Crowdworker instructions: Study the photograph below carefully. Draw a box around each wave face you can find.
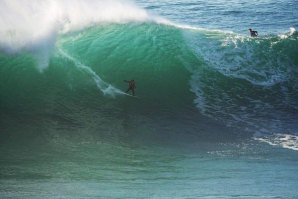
[1,0,298,151]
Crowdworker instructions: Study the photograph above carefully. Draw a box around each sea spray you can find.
[0,0,151,70]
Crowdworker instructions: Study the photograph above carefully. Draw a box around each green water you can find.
[1,3,298,197]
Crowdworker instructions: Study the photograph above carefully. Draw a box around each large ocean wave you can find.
[1,0,298,150]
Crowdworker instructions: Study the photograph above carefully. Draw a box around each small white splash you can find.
[254,133,298,151]
[278,27,296,39]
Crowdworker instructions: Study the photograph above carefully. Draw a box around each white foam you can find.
[254,133,298,151]
[278,27,296,39]
[156,17,234,35]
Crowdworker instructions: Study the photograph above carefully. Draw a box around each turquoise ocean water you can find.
[1,0,298,198]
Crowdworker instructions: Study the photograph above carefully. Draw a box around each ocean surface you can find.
[1,0,298,198]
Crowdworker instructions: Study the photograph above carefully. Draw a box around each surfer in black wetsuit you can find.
[124,80,136,96]
[249,28,258,37]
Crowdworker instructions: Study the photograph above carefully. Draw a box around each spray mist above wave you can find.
[0,0,152,51]
[0,0,158,71]
[0,0,224,51]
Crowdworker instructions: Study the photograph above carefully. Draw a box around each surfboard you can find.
[123,92,139,98]
[129,95,139,98]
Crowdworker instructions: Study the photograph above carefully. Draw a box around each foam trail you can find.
[57,48,128,97]
[254,133,298,151]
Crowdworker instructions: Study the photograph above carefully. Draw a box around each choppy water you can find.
[1,0,298,198]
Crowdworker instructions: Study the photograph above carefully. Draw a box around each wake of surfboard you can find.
[57,47,131,98]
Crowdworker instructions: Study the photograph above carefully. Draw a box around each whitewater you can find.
[1,0,298,198]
